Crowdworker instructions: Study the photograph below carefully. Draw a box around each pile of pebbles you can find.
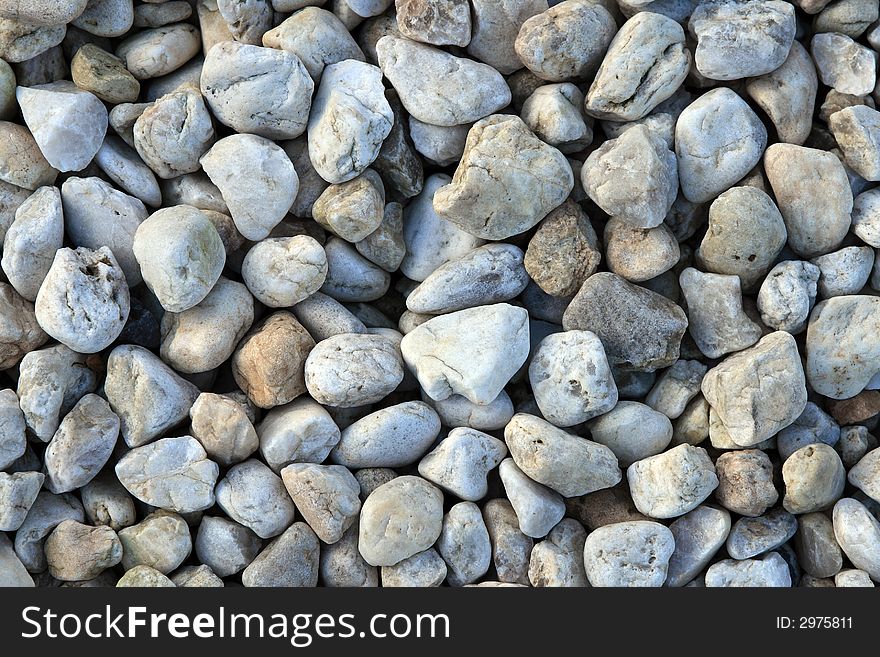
[2,0,880,589]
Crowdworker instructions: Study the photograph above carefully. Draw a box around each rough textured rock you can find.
[583,521,675,587]
[627,444,718,519]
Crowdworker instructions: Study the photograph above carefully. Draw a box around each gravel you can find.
[1,0,879,591]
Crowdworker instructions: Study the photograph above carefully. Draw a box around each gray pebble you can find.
[242,522,320,587]
[381,548,447,587]
[436,501,491,586]
[119,511,192,574]
[583,520,675,587]
[628,444,718,519]
[587,401,673,467]
[281,463,361,544]
[0,471,44,531]
[15,491,85,572]
[418,427,507,501]
[726,508,798,560]
[666,505,731,587]
[483,498,533,584]
[499,458,565,538]
[783,443,846,514]
[215,459,296,539]
[45,520,122,582]
[194,515,262,577]
[795,512,843,578]
[705,552,792,587]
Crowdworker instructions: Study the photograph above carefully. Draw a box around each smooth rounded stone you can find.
[680,268,762,359]
[0,285,45,371]
[358,475,443,566]
[675,88,767,204]
[849,447,880,502]
[94,137,161,208]
[811,32,876,96]
[627,444,718,519]
[701,331,807,447]
[104,345,199,448]
[262,8,363,80]
[514,0,615,81]
[70,0,134,37]
[836,569,875,587]
[423,392,513,433]
[159,171,227,215]
[355,201,405,272]
[830,105,880,181]
[583,520,675,587]
[381,548,447,586]
[696,186,787,290]
[258,397,341,472]
[215,459,296,539]
[583,125,678,229]
[115,437,219,513]
[331,401,441,468]
[320,237,390,302]
[307,59,392,185]
[406,244,528,314]
[0,471,43,531]
[293,291,367,340]
[401,303,529,404]
[171,564,224,587]
[200,134,298,242]
[689,0,795,80]
[726,508,798,560]
[482,498,533,584]
[528,330,617,427]
[320,522,378,587]
[644,360,706,421]
[505,413,621,497]
[0,19,65,66]
[820,88,874,124]
[194,515,261,577]
[133,85,214,180]
[232,311,315,409]
[238,522,319,587]
[135,1,192,28]
[433,114,572,240]
[521,83,590,153]
[81,473,136,531]
[705,552,792,587]
[117,565,175,587]
[811,246,874,298]
[585,12,688,121]
[119,511,192,573]
[665,505,731,587]
[0,0,88,25]
[241,236,327,308]
[806,296,880,399]
[60,177,147,286]
[832,498,880,580]
[14,491,85,572]
[34,246,130,354]
[17,81,107,172]
[304,333,402,408]
[782,444,846,514]
[465,0,545,74]
[395,0,470,46]
[671,395,709,446]
[16,345,97,442]
[189,393,258,467]
[0,179,30,243]
[401,174,484,281]
[434,502,491,586]
[45,520,122,582]
[499,458,565,538]
[377,35,508,128]
[745,45,814,143]
[0,532,33,586]
[795,512,843,578]
[524,200,600,298]
[215,0,272,44]
[604,219,679,283]
[312,170,383,242]
[587,401,673,467]
[527,518,588,587]
[43,394,118,495]
[837,425,870,469]
[562,272,688,372]
[417,427,506,501]
[281,463,360,544]
[756,260,820,334]
[408,118,468,166]
[714,450,778,517]
[1,186,63,301]
[109,101,150,147]
[160,278,253,374]
[0,121,57,190]
[116,23,200,80]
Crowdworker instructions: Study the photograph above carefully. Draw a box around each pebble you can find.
[0,285,45,371]
[811,32,876,96]
[644,360,706,420]
[0,471,44,531]
[381,548,447,587]
[665,505,731,587]
[701,331,807,447]
[587,401,673,467]
[562,272,688,372]
[320,522,378,587]
[189,392,258,467]
[418,427,507,501]
[830,105,880,181]
[832,498,880,580]
[320,237,390,302]
[45,520,122,581]
[836,569,875,587]
[604,219,679,283]
[583,520,675,587]
[355,201,405,272]
[848,447,880,502]
[521,83,590,153]
[81,473,136,532]
[528,330,617,427]
[811,246,874,298]
[705,552,792,587]
[104,344,199,447]
[482,498,533,584]
[783,443,846,514]
[527,518,588,587]
[0,532,33,586]
[242,522,320,587]
[0,120,57,190]
[116,23,200,80]
[757,260,820,334]
[433,114,573,240]
[94,137,161,208]
[795,512,843,578]
[257,397,341,472]
[714,450,778,517]
[119,511,192,573]
[14,491,85,572]
[215,459,296,539]
[726,508,798,560]
[17,81,107,172]
[331,401,441,468]
[115,436,219,513]
[194,516,261,577]
[281,463,361,543]
[627,444,718,519]
[436,501,491,586]
[358,475,444,566]
[498,458,565,538]
[116,565,175,587]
